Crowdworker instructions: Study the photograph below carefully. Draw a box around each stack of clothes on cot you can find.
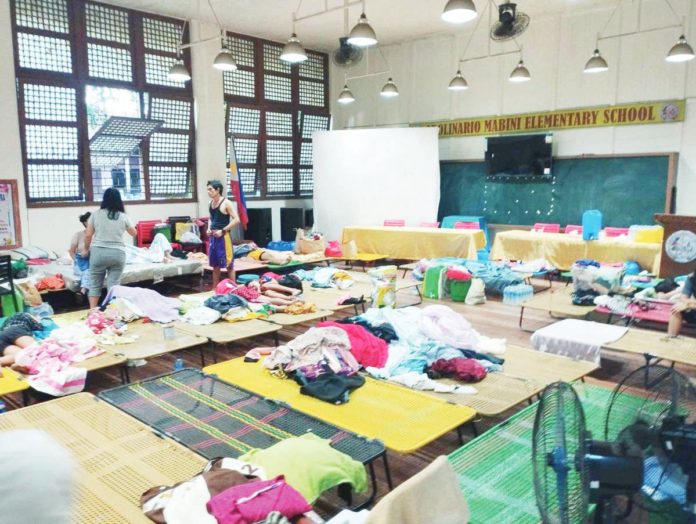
[140,435,366,523]
[249,304,506,401]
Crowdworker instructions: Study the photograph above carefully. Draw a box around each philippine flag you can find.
[229,154,249,230]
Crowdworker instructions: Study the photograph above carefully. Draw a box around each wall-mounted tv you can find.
[485,133,553,177]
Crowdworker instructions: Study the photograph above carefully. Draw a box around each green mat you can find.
[448,383,612,524]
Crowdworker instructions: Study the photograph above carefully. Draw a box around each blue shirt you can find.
[682,277,694,298]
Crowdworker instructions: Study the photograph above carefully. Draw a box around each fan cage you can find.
[533,382,589,524]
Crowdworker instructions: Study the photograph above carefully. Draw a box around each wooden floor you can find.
[4,274,693,519]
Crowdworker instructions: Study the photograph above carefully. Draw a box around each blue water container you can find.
[582,210,602,241]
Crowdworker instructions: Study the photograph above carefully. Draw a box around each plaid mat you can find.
[99,369,384,464]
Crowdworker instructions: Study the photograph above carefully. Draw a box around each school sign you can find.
[417,99,685,138]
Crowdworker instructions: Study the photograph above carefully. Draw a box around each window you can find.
[12,0,195,205]
[224,35,330,199]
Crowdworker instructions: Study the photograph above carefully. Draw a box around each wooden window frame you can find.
[224,32,330,200]
[11,0,196,207]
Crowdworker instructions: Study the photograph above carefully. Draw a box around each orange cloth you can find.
[36,274,65,291]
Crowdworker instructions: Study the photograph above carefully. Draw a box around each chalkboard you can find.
[438,155,674,227]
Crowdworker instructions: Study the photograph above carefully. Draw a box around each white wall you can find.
[313,127,440,240]
[0,9,309,254]
[330,0,696,216]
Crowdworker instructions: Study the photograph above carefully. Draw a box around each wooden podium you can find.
[655,214,696,277]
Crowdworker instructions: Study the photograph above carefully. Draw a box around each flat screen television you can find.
[485,133,553,177]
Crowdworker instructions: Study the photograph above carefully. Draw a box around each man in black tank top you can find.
[206,180,240,288]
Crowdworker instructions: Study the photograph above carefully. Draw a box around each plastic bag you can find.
[324,240,342,257]
[465,278,486,305]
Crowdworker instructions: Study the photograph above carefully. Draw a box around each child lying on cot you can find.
[0,313,41,377]
[216,277,301,307]
[234,242,293,265]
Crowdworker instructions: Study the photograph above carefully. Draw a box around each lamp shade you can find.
[448,70,469,90]
[381,77,399,97]
[441,0,477,24]
[509,60,531,82]
[168,59,191,82]
[280,33,308,63]
[213,47,237,71]
[583,49,608,73]
[666,35,695,63]
[338,84,355,104]
[348,13,378,47]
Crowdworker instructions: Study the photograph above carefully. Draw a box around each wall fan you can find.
[332,36,363,68]
[533,365,696,523]
[490,2,530,42]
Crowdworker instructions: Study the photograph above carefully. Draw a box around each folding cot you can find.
[531,318,696,367]
[0,368,29,405]
[0,393,206,522]
[174,318,283,364]
[518,286,596,330]
[99,369,387,508]
[203,358,476,464]
[413,344,597,418]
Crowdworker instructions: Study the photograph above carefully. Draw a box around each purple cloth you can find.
[103,285,181,323]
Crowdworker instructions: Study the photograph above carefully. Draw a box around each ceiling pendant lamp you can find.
[380,77,399,97]
[509,59,531,82]
[666,34,695,62]
[280,33,308,63]
[448,69,469,90]
[338,84,355,104]
[441,0,477,24]
[168,57,191,82]
[213,46,237,71]
[583,48,608,73]
[348,12,378,47]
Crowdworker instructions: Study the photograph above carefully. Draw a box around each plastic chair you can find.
[0,255,18,315]
[532,223,561,233]
[453,221,480,230]
[564,225,583,235]
[603,227,630,238]
[419,222,440,228]
[383,219,405,227]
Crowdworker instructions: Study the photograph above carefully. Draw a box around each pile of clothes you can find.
[252,304,506,400]
[141,433,366,523]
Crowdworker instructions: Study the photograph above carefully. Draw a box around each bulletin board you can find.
[0,180,22,248]
[438,154,675,227]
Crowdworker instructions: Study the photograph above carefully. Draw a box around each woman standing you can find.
[68,212,91,295]
[82,188,137,308]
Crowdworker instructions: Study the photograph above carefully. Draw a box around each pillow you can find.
[11,246,56,261]
[239,433,367,503]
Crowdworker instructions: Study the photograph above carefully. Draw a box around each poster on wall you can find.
[0,180,21,249]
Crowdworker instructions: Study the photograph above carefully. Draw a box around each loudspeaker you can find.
[281,208,305,241]
[246,208,272,247]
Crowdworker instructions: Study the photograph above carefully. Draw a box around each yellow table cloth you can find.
[204,358,475,453]
[490,230,661,272]
[341,226,486,260]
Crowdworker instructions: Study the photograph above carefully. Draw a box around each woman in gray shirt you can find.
[82,188,137,308]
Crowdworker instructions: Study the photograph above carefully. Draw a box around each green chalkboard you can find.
[438,155,673,227]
